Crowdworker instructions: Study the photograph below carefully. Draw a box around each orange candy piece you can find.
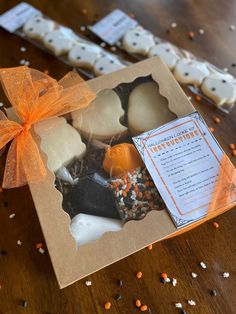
[103,143,144,176]
[104,302,111,310]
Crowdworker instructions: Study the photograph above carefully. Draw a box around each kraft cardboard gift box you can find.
[27,57,236,288]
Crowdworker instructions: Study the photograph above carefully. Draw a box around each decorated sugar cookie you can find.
[93,55,125,76]
[201,74,236,106]
[72,89,127,141]
[122,27,155,55]
[174,58,210,86]
[34,117,86,172]
[23,15,55,41]
[128,81,176,135]
[148,43,180,70]
[68,43,102,69]
[43,30,75,56]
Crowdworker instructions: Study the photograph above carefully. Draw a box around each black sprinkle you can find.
[160,278,166,284]
[21,300,28,308]
[81,46,86,50]
[98,67,103,71]
[76,56,81,60]
[117,279,123,286]
[222,79,226,83]
[166,29,170,34]
[232,63,236,67]
[184,72,189,76]
[0,249,7,256]
[181,310,187,314]
[135,33,140,36]
[211,289,217,296]
[114,294,122,301]
[28,28,33,32]
[166,48,170,52]
[110,60,114,64]
[132,42,137,46]
[211,87,216,91]
[36,19,41,23]
[4,201,8,207]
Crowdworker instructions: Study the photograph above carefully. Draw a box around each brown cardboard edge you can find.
[28,57,235,289]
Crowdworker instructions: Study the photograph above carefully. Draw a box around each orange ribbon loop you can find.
[0,66,95,189]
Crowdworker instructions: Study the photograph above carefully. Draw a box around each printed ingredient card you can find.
[133,112,236,228]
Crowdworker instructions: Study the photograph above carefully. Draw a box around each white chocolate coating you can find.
[201,74,236,106]
[34,117,86,172]
[93,55,125,76]
[70,213,123,247]
[148,43,180,70]
[122,27,155,55]
[174,58,210,86]
[23,15,54,41]
[128,81,176,135]
[72,89,127,141]
[44,30,74,56]
[68,43,102,69]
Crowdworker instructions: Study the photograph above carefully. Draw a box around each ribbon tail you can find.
[2,131,47,189]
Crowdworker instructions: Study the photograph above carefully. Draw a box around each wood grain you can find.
[0,0,235,313]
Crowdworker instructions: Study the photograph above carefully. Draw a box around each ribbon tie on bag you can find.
[0,66,95,189]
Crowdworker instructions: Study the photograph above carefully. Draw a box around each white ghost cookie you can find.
[128,81,176,136]
[201,74,236,106]
[70,213,123,246]
[174,58,210,86]
[34,117,86,172]
[23,15,54,41]
[72,89,127,141]
[43,30,74,56]
[148,43,180,70]
[68,43,102,69]
[93,55,125,76]
[122,27,155,55]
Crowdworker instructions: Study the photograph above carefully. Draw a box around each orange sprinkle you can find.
[138,192,143,199]
[212,222,219,229]
[136,271,143,279]
[188,31,195,39]
[36,243,43,249]
[209,127,214,133]
[161,273,168,279]
[140,305,148,311]
[104,302,111,310]
[195,95,202,101]
[147,244,153,250]
[135,299,142,307]
[122,191,127,197]
[229,143,235,150]
[232,149,236,157]
[213,116,221,124]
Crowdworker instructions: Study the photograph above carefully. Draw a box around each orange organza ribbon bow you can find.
[0,66,95,189]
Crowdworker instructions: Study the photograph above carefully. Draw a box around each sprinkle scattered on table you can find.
[200,261,207,269]
[136,271,143,279]
[212,222,219,229]
[17,240,22,246]
[80,26,86,32]
[21,300,28,308]
[85,280,92,286]
[9,213,16,219]
[117,279,123,287]
[171,22,177,28]
[223,272,230,278]
[39,248,45,254]
[213,116,221,124]
[187,299,196,306]
[36,242,43,249]
[198,28,205,35]
[209,127,215,132]
[114,293,122,301]
[188,31,195,40]
[229,143,235,150]
[211,289,217,297]
[195,95,202,101]
[191,272,197,278]
[104,301,111,310]
[229,25,235,31]
[147,244,153,250]
[172,278,177,286]
[175,303,182,308]
[140,304,148,311]
[0,102,4,107]
[100,42,106,48]
[20,46,27,52]
[136,299,142,307]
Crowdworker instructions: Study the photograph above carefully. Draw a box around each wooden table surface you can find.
[0,0,236,313]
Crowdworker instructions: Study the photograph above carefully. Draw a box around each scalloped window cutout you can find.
[55,76,177,247]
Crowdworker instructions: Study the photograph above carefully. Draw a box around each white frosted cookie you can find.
[174,58,210,86]
[201,74,236,106]
[43,30,74,56]
[148,43,180,70]
[93,55,125,76]
[70,213,123,246]
[122,27,155,55]
[128,81,176,135]
[23,15,54,41]
[72,89,127,141]
[68,43,102,69]
[34,117,86,172]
